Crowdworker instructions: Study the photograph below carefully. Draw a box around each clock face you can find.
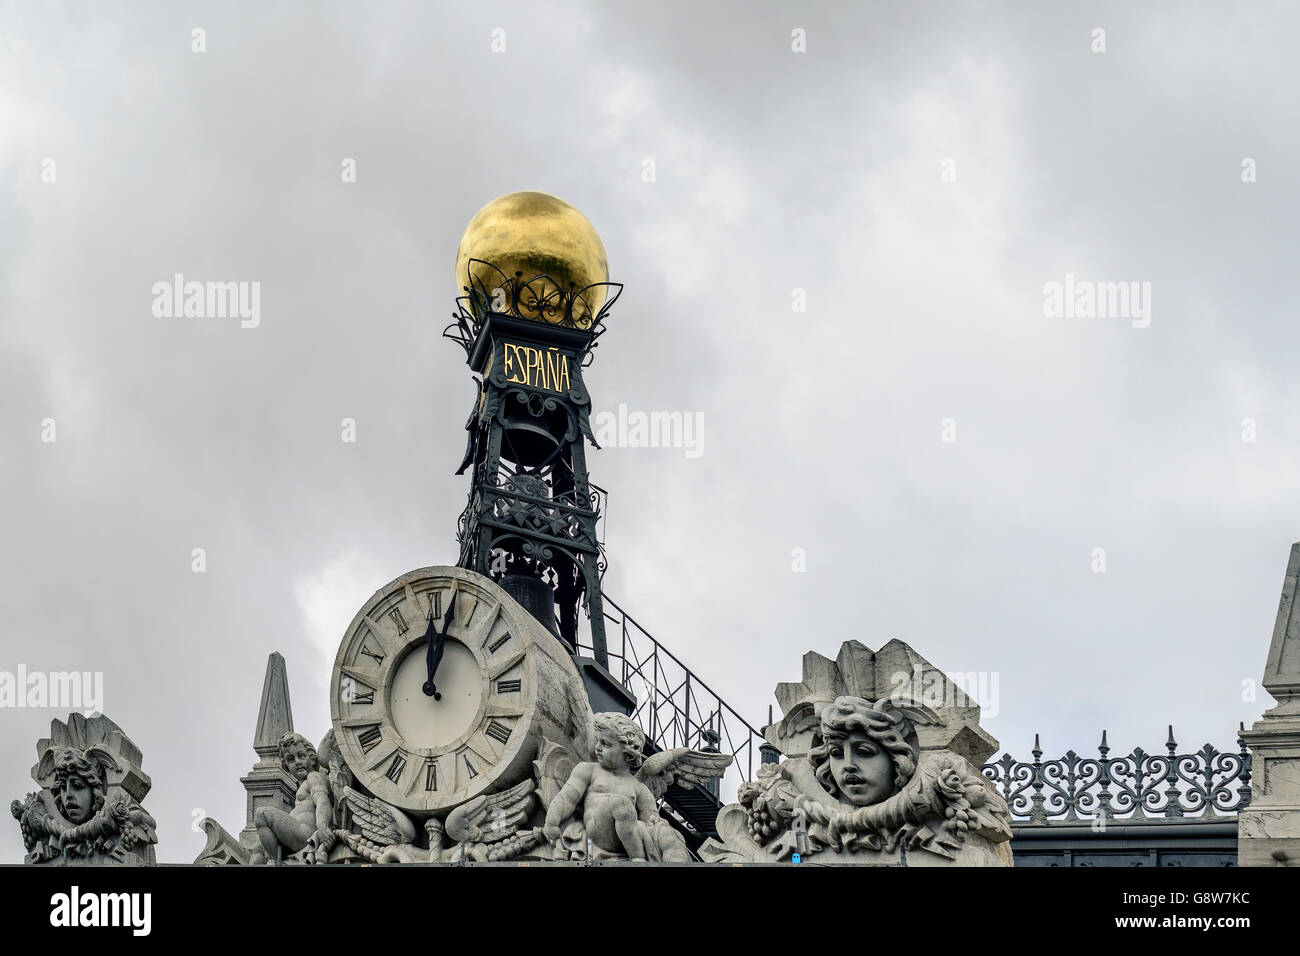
[329,567,539,813]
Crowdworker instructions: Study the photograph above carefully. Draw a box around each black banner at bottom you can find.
[0,862,1280,942]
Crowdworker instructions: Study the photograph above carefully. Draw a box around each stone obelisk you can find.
[238,652,297,850]
[1239,543,1300,866]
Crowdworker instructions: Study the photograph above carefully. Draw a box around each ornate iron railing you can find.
[982,726,1253,824]
[481,479,601,555]
[574,593,766,806]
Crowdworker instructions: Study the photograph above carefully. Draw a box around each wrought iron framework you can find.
[982,725,1253,824]
[443,258,623,360]
[445,261,619,665]
[454,462,607,600]
[576,593,767,806]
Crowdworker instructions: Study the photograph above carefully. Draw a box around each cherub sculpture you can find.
[339,780,542,863]
[11,741,157,865]
[542,712,732,862]
[248,731,337,864]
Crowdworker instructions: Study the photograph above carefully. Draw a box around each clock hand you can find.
[422,593,457,699]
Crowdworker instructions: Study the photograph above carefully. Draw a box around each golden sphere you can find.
[455,190,609,327]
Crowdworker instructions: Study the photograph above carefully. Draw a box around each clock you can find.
[329,566,584,814]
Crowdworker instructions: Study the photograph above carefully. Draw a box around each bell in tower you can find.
[445,191,632,715]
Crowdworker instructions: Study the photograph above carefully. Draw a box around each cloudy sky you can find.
[2,1,1296,861]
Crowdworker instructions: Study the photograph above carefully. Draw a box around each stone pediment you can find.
[768,639,997,766]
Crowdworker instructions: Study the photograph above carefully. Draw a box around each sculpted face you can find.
[282,743,315,782]
[60,775,94,824]
[593,731,628,771]
[826,729,894,807]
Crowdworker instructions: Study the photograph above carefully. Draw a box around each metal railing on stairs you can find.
[573,592,766,815]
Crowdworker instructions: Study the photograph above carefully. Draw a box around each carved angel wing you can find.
[775,698,832,740]
[318,733,354,830]
[85,746,122,784]
[34,750,57,788]
[637,748,734,801]
[445,779,536,844]
[317,731,351,787]
[328,758,353,802]
[34,745,122,790]
[340,787,417,848]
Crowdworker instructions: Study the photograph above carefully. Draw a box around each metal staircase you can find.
[575,592,767,848]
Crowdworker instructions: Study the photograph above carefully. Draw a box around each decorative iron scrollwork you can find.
[981,726,1252,824]
[442,258,622,358]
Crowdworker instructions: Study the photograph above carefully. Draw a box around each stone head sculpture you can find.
[591,713,644,772]
[808,696,929,807]
[277,732,318,782]
[41,746,119,824]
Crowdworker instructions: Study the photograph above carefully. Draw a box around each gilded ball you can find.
[455,190,609,327]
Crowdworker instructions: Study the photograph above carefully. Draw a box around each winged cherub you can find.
[543,712,732,861]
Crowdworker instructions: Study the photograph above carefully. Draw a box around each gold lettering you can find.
[500,341,571,392]
[544,350,559,391]
[527,347,542,387]
[503,343,527,384]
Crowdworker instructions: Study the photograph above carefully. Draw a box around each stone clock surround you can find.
[329,566,587,817]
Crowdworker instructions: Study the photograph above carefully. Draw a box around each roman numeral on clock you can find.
[388,607,409,634]
[495,678,521,694]
[385,753,406,783]
[358,639,384,665]
[485,719,512,744]
[357,725,383,753]
[463,754,478,779]
[488,631,512,653]
[461,596,479,625]
[424,762,438,791]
